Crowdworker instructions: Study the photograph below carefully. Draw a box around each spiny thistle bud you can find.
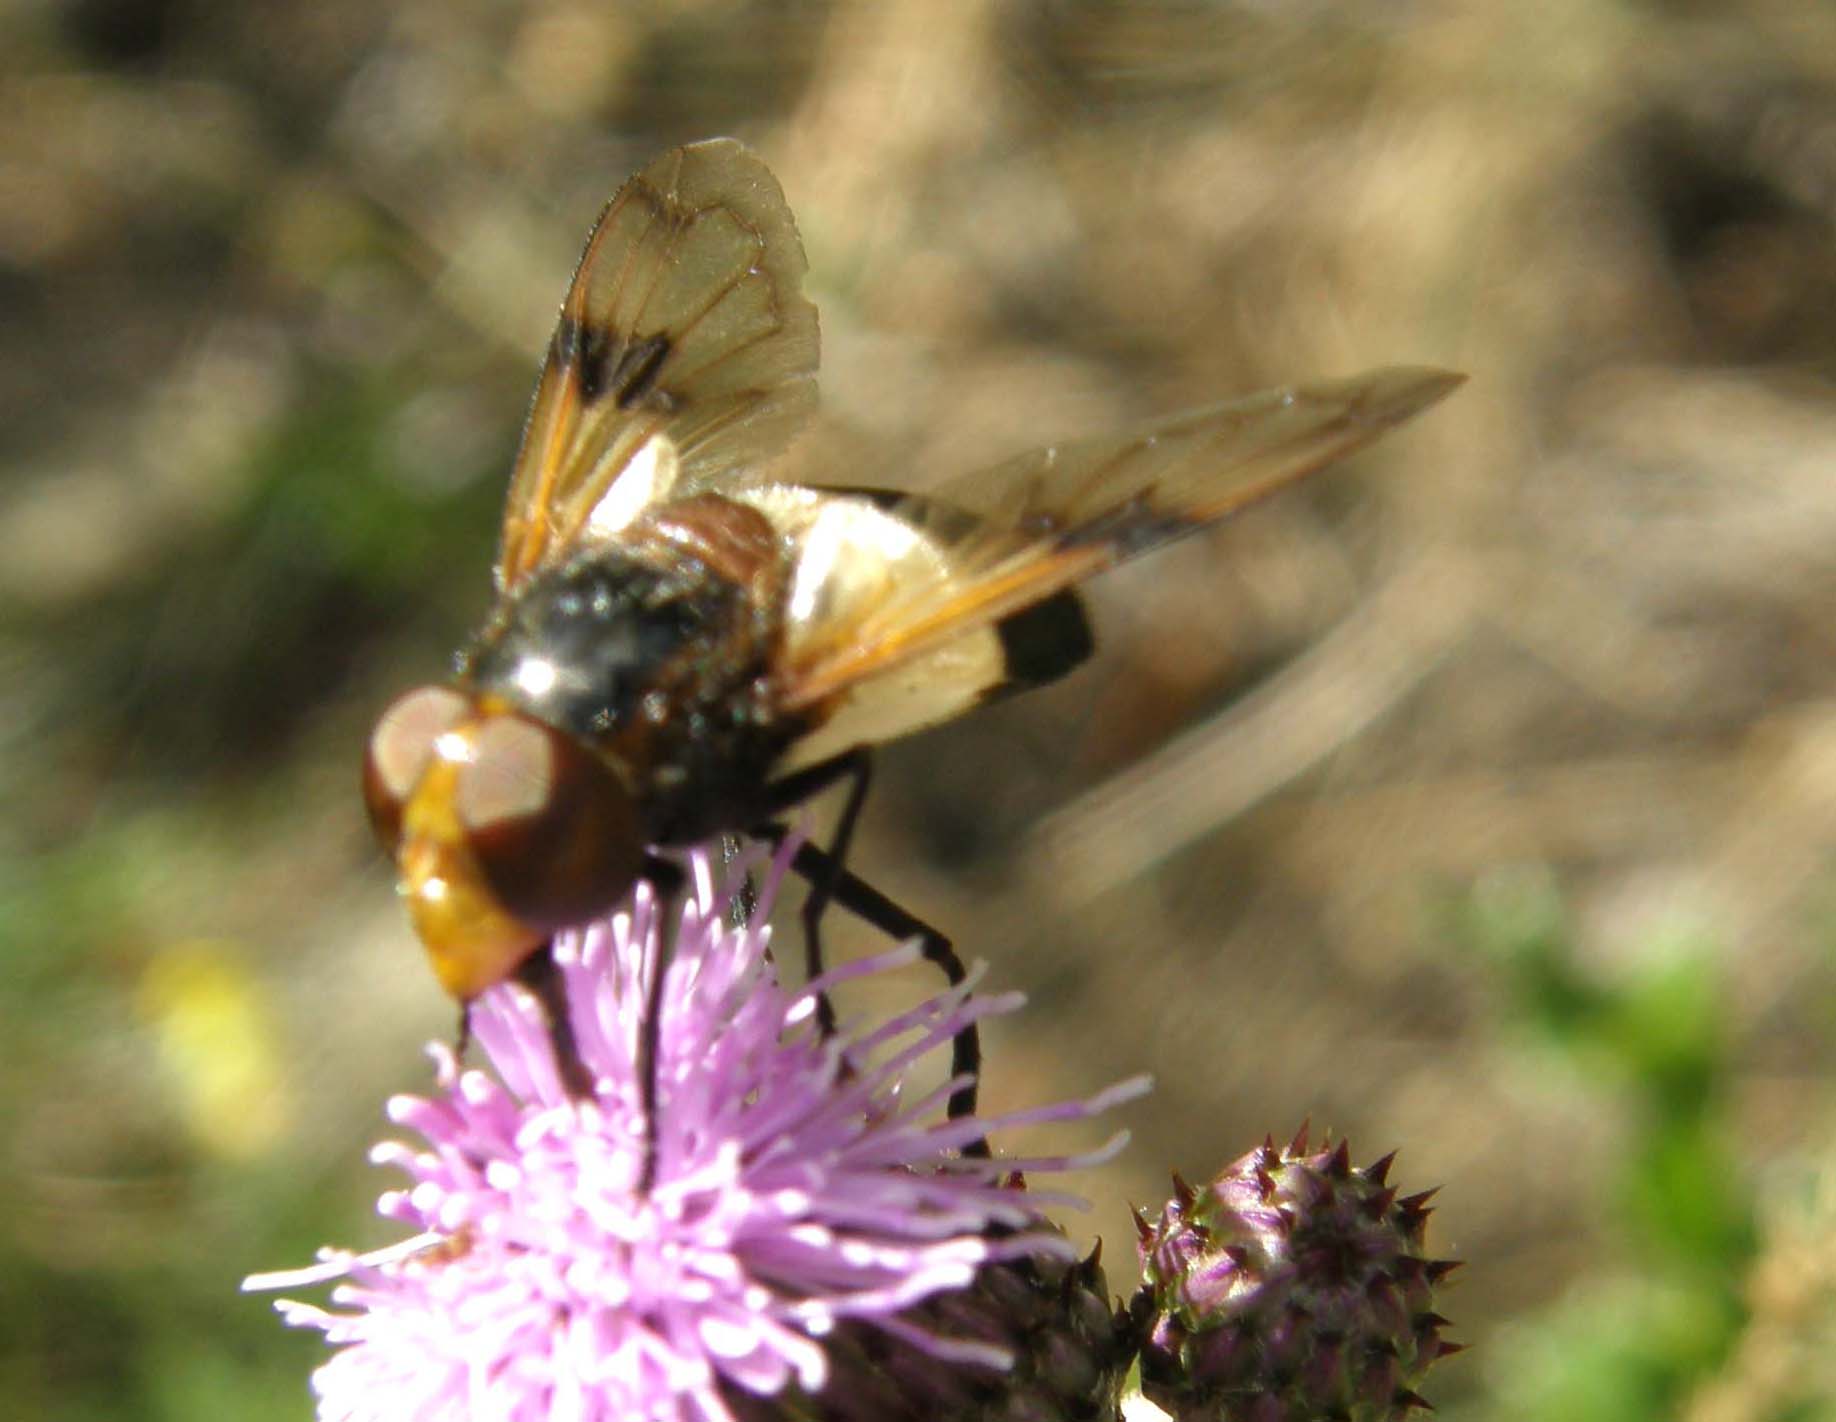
[1130,1127,1461,1422]
[731,1214,1131,1422]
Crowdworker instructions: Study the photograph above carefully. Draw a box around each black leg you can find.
[750,812,987,1154]
[635,852,685,1192]
[491,857,685,1192]
[763,748,879,1039]
[511,947,596,1099]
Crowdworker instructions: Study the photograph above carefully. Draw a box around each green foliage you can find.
[1444,871,1760,1421]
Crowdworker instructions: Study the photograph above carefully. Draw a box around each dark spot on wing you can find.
[552,318,673,411]
[609,333,673,410]
[989,588,1093,693]
[553,316,606,401]
[1056,491,1197,560]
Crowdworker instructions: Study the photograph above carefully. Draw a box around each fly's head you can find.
[361,686,646,999]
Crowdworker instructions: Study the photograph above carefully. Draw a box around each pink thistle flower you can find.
[247,837,1145,1422]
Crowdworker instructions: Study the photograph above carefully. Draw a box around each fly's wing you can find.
[774,366,1463,715]
[495,139,819,592]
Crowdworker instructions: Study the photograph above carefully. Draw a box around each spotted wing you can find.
[773,367,1464,720]
[495,139,819,592]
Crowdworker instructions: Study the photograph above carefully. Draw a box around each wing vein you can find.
[654,265,759,354]
[660,319,787,391]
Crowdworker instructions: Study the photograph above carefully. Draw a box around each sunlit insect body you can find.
[361,138,1462,1131]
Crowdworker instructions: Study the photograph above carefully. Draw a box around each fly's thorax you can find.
[455,527,799,841]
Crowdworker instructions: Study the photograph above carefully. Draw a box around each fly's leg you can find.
[510,947,596,1099]
[633,852,685,1191]
[492,855,685,1191]
[751,756,985,1153]
[757,748,879,1040]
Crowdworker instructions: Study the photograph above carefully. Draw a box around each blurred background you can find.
[7,1,1836,1418]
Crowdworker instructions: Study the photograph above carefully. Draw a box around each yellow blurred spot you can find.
[136,941,291,1160]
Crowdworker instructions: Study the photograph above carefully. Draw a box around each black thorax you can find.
[455,551,792,840]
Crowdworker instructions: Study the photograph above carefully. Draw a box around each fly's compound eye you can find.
[458,715,647,934]
[363,685,471,850]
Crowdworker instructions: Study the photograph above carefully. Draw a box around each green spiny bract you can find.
[1130,1127,1460,1422]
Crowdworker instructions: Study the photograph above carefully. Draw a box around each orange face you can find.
[362,686,647,1000]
